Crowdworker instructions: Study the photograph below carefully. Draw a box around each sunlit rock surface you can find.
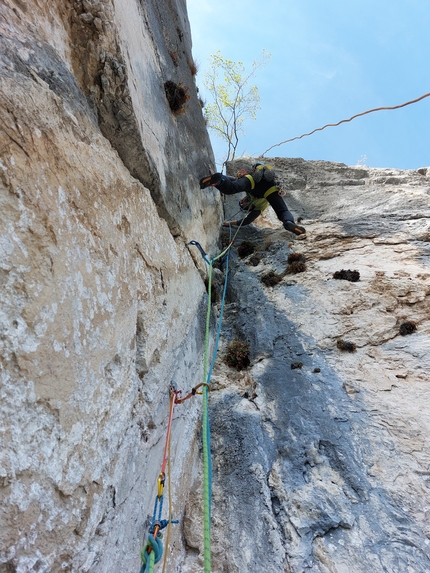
[0,1,219,571]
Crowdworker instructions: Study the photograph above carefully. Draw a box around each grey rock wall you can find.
[2,0,430,571]
[192,158,430,572]
[0,0,220,571]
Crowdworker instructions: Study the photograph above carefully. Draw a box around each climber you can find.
[199,163,306,235]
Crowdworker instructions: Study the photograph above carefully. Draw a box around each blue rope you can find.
[189,229,232,527]
[188,232,233,571]
[150,495,164,531]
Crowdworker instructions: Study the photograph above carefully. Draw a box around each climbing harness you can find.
[261,90,430,156]
[239,185,279,213]
[238,164,284,212]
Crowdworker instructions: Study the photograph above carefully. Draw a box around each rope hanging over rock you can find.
[140,228,238,573]
[186,225,239,573]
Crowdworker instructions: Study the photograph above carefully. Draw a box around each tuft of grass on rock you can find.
[333,269,360,282]
[287,260,306,274]
[261,271,283,287]
[189,58,198,75]
[237,240,257,258]
[286,252,306,274]
[164,81,190,114]
[337,339,357,352]
[291,361,303,370]
[224,340,251,371]
[399,321,417,336]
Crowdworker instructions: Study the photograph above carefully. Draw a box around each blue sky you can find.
[186,0,430,170]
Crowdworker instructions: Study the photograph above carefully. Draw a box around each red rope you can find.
[261,90,430,156]
[174,382,210,404]
[153,390,177,540]
[160,392,176,477]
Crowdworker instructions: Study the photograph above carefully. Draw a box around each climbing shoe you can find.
[285,221,306,236]
[199,173,222,189]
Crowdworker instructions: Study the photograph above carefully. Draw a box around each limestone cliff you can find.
[0,0,220,571]
[2,1,430,573]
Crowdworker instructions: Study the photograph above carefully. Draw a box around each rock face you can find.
[2,1,430,572]
[197,158,430,572]
[0,1,220,571]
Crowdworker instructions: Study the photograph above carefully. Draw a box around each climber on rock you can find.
[199,163,306,236]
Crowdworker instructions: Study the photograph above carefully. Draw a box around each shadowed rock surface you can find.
[194,157,430,572]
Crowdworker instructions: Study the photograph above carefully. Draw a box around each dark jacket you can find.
[215,175,295,227]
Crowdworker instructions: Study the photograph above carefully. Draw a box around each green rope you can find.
[147,550,155,573]
[141,541,156,573]
[203,261,213,384]
[202,384,211,572]
[202,261,213,573]
[197,220,248,573]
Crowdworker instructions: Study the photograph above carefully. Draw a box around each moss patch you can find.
[337,339,357,352]
[399,321,417,336]
[333,269,360,282]
[224,340,251,371]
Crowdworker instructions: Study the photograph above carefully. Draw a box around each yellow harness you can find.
[244,174,278,212]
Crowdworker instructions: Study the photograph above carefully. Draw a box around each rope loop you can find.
[141,534,163,571]
[194,383,210,395]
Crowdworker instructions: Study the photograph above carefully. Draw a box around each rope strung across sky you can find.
[261,90,430,157]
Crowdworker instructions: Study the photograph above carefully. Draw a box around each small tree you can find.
[203,50,270,170]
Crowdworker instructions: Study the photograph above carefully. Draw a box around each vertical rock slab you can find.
[200,158,430,572]
[0,0,219,571]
